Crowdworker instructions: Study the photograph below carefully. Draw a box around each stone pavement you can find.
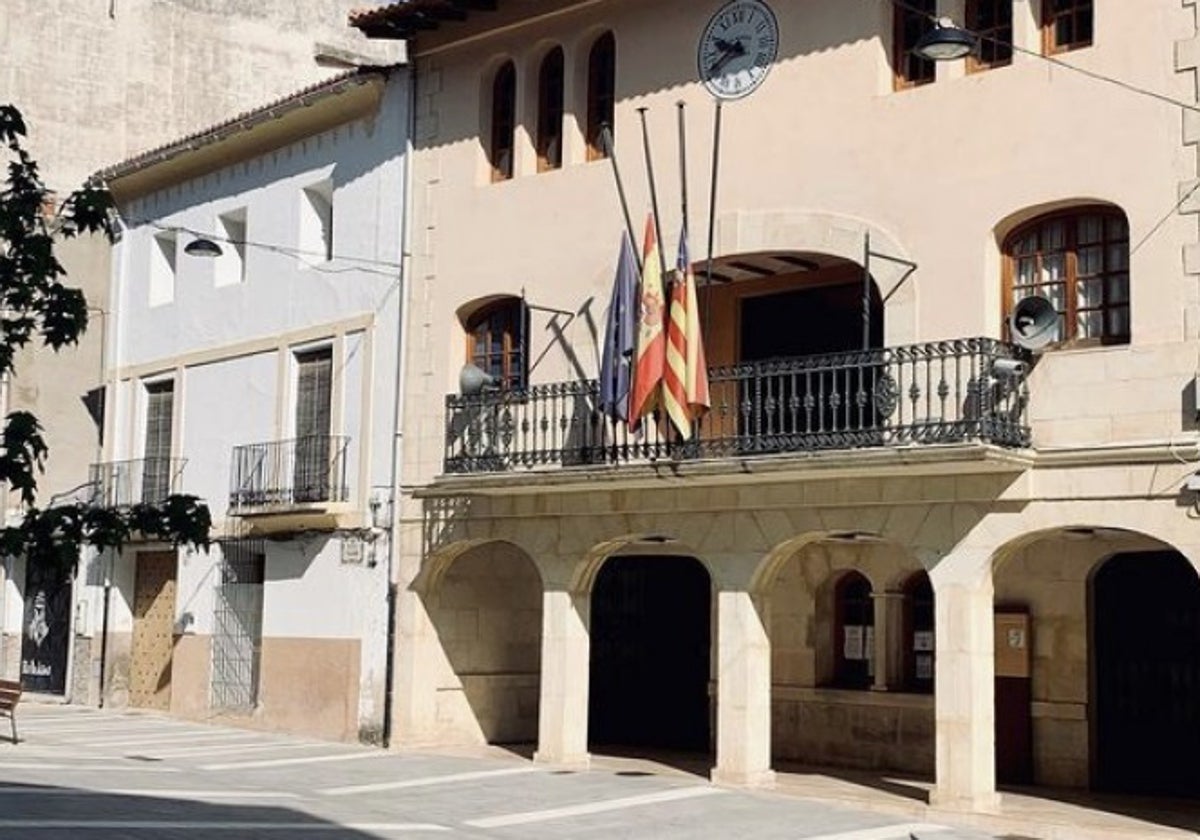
[5,704,1199,840]
[0,704,991,839]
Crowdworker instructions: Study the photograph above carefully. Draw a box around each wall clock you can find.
[698,0,779,101]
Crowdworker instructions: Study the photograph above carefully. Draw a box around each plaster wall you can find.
[397,0,1198,491]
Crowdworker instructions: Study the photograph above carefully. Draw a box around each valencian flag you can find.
[598,231,639,422]
[662,225,710,438]
[629,215,666,428]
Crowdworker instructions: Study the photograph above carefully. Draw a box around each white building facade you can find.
[78,67,409,742]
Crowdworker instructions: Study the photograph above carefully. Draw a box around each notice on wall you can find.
[913,630,934,652]
[864,626,875,659]
[844,625,865,660]
[916,653,933,681]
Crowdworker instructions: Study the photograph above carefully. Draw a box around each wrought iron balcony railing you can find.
[229,435,350,514]
[444,338,1031,474]
[89,458,187,506]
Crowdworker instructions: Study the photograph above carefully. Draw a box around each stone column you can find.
[711,589,775,788]
[930,552,998,812]
[870,591,904,691]
[534,586,591,768]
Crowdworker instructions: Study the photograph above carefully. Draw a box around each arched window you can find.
[833,572,874,690]
[1043,0,1092,55]
[586,32,616,161]
[536,47,565,172]
[1004,206,1129,346]
[902,572,935,694]
[489,62,516,182]
[466,298,528,390]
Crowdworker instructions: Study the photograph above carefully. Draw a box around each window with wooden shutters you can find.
[893,0,935,90]
[142,380,174,503]
[1043,0,1092,54]
[586,33,616,162]
[967,0,1013,71]
[489,62,517,182]
[294,348,332,502]
[537,47,565,172]
[467,299,528,390]
[1004,207,1130,346]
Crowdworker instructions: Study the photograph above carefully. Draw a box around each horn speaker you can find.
[1009,295,1058,351]
[459,363,499,396]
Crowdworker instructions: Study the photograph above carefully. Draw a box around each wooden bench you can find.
[0,679,19,743]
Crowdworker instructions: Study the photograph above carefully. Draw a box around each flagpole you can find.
[600,124,640,273]
[637,107,669,279]
[703,100,724,339]
[676,101,689,235]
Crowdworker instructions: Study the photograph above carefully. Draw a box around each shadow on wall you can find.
[423,541,542,746]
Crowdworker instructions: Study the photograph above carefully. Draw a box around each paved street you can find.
[0,704,998,839]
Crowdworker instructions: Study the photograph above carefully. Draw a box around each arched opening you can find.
[585,31,615,161]
[488,61,516,182]
[700,253,885,448]
[535,47,564,172]
[1092,551,1200,797]
[900,571,934,694]
[588,554,711,753]
[424,541,542,745]
[764,537,934,776]
[992,527,1191,793]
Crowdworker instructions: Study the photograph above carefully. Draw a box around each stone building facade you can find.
[354,0,1200,813]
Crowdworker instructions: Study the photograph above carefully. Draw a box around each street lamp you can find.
[183,236,223,258]
[913,17,977,62]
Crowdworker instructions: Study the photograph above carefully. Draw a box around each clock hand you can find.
[710,41,746,75]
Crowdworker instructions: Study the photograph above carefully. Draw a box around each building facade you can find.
[354,0,1200,812]
[0,0,401,698]
[75,67,409,742]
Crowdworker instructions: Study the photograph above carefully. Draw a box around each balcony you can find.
[89,458,187,507]
[229,435,350,519]
[444,338,1031,475]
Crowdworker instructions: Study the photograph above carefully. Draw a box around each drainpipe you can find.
[382,60,418,748]
[94,216,123,708]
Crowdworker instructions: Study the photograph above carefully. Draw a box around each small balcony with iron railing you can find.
[444,338,1031,475]
[88,457,187,507]
[228,435,350,523]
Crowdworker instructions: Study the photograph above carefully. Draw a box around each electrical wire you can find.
[134,219,404,279]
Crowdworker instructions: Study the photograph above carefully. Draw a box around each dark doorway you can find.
[740,280,882,362]
[20,561,72,694]
[738,281,884,446]
[589,555,711,752]
[1092,551,1200,797]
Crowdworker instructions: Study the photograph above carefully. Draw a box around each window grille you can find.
[211,538,265,711]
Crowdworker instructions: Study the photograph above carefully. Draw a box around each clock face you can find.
[698,0,779,101]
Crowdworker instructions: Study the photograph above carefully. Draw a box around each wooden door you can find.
[130,552,177,710]
[994,609,1033,785]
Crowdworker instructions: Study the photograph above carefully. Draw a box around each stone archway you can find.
[990,526,1188,792]
[422,540,543,745]
[757,533,934,776]
[587,553,713,753]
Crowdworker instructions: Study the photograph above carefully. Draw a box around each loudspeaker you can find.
[459,363,499,396]
[1009,295,1058,351]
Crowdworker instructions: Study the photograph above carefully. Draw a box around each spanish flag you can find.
[629,215,666,429]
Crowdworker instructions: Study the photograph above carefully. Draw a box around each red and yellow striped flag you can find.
[662,227,710,439]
